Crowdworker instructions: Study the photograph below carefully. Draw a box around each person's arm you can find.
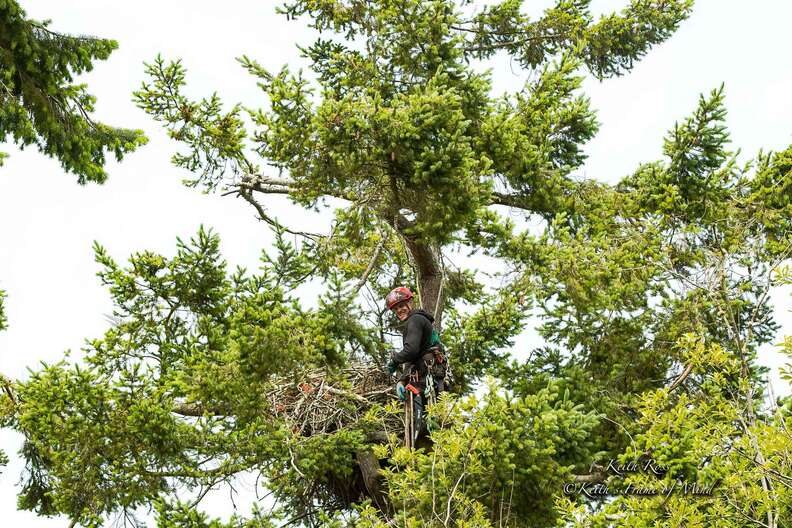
[391,316,422,365]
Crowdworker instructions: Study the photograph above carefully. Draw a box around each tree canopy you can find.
[1,1,791,527]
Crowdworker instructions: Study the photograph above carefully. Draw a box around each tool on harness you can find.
[404,390,415,448]
[421,347,447,380]
[405,371,425,448]
[399,350,446,445]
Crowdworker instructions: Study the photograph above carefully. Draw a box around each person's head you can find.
[385,286,414,322]
[392,299,412,321]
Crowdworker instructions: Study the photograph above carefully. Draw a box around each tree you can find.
[0,0,146,183]
[0,0,145,481]
[2,1,792,527]
[132,0,693,329]
[555,151,792,527]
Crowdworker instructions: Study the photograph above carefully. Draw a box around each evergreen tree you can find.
[0,0,146,183]
[0,0,145,481]
[1,1,791,527]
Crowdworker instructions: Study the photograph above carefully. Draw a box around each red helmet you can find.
[385,286,414,310]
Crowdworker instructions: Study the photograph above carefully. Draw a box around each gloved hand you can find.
[395,381,407,401]
[385,359,398,375]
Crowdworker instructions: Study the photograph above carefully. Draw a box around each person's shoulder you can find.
[408,309,434,326]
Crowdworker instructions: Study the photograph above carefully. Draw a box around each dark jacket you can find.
[391,309,435,366]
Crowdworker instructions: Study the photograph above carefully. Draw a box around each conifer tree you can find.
[0,0,145,481]
[2,1,791,527]
[0,0,146,183]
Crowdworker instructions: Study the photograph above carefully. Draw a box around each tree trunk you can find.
[402,236,444,329]
[356,449,387,512]
[389,211,446,327]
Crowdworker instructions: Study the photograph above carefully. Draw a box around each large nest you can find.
[263,362,400,437]
[261,362,403,511]
[174,363,404,511]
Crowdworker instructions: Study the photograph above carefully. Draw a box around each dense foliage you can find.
[1,1,791,527]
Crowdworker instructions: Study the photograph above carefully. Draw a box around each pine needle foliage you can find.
[2,2,792,527]
[0,0,146,182]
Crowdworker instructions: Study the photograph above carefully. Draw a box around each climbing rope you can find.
[404,390,414,449]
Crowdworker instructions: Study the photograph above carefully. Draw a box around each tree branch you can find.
[667,362,693,393]
[350,236,386,296]
[171,402,231,417]
[237,186,326,240]
[571,472,607,483]
[250,174,297,188]
[489,191,553,214]
[1,374,16,406]
[463,32,571,55]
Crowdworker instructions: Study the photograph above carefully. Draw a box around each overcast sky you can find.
[2,1,792,526]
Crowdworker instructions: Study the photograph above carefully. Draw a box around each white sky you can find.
[1,1,791,526]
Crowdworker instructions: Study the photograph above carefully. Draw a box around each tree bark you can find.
[356,449,387,512]
[403,236,444,329]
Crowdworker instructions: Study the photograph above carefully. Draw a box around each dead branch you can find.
[667,362,693,392]
[350,236,387,296]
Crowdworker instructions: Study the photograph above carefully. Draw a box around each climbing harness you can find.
[401,346,449,448]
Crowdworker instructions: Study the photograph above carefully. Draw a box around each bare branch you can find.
[350,236,387,296]
[571,462,608,483]
[237,186,326,240]
[667,362,693,393]
[571,471,607,483]
[250,174,297,188]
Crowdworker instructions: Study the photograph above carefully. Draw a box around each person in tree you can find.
[384,286,446,441]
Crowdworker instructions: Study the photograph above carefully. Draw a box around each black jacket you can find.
[391,309,435,366]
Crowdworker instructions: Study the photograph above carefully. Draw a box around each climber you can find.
[384,286,446,442]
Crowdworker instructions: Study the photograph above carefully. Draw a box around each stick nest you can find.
[263,361,400,438]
